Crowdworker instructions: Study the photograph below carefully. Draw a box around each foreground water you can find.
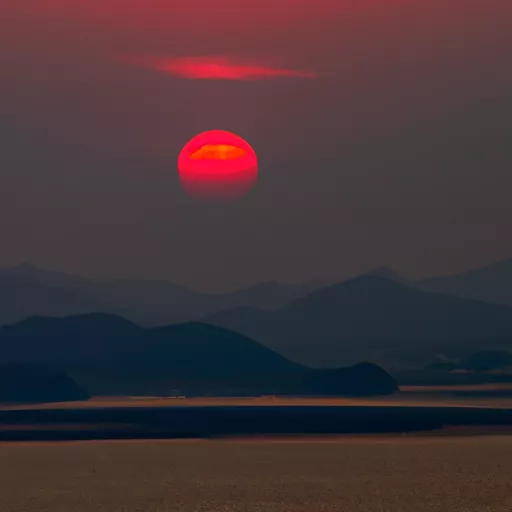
[0,435,511,511]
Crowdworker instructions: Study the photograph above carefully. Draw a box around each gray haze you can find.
[0,1,511,291]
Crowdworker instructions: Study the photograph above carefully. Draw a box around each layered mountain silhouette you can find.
[359,260,512,310]
[4,260,512,375]
[0,262,90,288]
[419,259,512,307]
[0,263,319,326]
[0,277,98,325]
[204,275,512,368]
[364,266,413,286]
[0,314,396,397]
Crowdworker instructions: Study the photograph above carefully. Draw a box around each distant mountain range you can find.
[0,263,320,326]
[204,275,512,368]
[2,259,512,373]
[3,258,512,326]
[418,259,512,307]
[357,259,512,309]
[0,314,397,398]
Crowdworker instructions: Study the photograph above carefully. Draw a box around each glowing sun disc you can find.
[178,130,258,201]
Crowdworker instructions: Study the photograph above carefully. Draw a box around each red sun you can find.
[178,130,258,201]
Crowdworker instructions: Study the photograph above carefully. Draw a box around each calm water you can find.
[1,436,511,511]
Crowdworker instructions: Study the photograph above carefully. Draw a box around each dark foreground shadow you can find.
[1,404,512,441]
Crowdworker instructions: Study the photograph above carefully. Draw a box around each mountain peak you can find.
[338,274,412,294]
[0,262,91,289]
[8,262,41,274]
[419,257,512,307]
[364,267,411,285]
[283,274,413,313]
[8,312,140,332]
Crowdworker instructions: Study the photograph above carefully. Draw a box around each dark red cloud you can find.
[2,0,511,158]
[125,55,316,80]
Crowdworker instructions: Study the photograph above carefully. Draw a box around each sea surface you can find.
[1,435,511,511]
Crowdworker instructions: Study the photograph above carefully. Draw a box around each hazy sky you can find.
[0,1,511,290]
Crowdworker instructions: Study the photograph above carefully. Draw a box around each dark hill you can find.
[302,363,398,396]
[143,322,302,378]
[107,322,306,395]
[0,313,142,365]
[0,363,89,403]
[0,314,396,397]
[204,275,512,368]
[202,307,272,342]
